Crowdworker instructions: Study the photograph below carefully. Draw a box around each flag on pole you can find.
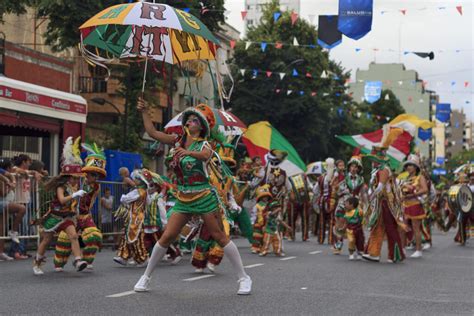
[336,128,413,168]
[242,121,306,176]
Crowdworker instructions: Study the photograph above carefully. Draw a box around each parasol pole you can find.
[142,32,152,93]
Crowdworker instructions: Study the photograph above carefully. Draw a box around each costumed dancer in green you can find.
[33,137,88,275]
[134,98,252,295]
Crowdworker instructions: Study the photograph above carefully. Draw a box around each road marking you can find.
[280,256,296,261]
[182,275,215,282]
[301,287,308,290]
[309,251,322,254]
[106,291,136,298]
[244,263,264,268]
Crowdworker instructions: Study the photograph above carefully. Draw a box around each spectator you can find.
[29,160,49,177]
[100,187,114,229]
[0,158,27,260]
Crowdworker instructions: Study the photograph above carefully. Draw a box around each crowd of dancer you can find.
[21,100,473,296]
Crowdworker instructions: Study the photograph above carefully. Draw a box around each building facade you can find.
[446,109,466,159]
[245,0,300,28]
[0,40,86,174]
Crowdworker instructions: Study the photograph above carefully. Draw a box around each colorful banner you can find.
[338,0,373,40]
[433,168,447,176]
[317,15,342,49]
[364,81,383,103]
[418,127,432,141]
[435,103,451,122]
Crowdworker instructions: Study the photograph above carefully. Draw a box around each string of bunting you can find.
[229,37,473,55]
[239,4,464,21]
[179,4,464,17]
[238,68,471,89]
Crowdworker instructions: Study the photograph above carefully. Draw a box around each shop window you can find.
[12,136,24,152]
[1,136,41,160]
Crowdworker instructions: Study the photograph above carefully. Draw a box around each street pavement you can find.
[0,230,472,316]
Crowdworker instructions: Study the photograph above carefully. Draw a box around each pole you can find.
[123,68,131,150]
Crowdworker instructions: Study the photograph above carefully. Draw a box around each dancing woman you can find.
[133,98,252,295]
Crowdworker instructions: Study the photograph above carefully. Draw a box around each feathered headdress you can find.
[61,137,84,176]
[82,142,107,178]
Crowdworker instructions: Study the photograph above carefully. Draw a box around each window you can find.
[1,136,41,160]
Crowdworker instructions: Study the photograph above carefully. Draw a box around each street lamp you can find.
[90,97,127,150]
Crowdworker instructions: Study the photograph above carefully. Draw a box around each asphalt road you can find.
[0,230,472,316]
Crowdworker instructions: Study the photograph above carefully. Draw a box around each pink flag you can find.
[230,40,236,49]
[241,11,248,20]
[456,6,463,15]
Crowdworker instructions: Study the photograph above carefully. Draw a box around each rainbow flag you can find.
[242,121,306,176]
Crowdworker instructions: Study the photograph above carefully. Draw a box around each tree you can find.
[231,0,359,162]
[356,89,405,130]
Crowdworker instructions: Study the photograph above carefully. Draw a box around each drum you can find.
[448,185,473,214]
[289,174,310,203]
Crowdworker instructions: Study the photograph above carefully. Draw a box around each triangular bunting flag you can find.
[292,69,299,77]
[451,81,456,86]
[275,42,283,49]
[274,12,281,22]
[321,70,328,78]
[183,8,191,13]
[464,81,469,87]
[306,72,312,78]
[311,91,317,96]
[456,6,462,15]
[230,40,236,49]
[355,48,361,52]
[291,12,299,25]
[261,42,267,52]
[240,69,246,76]
[266,71,273,78]
[241,11,248,20]
[293,37,299,46]
[279,73,286,80]
[400,9,406,15]
[398,81,403,85]
[299,91,304,95]
[245,41,251,50]
[252,69,258,78]
[275,89,281,93]
[385,94,390,100]
[287,90,293,95]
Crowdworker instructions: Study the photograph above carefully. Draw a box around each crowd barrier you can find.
[0,175,127,248]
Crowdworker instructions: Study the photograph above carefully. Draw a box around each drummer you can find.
[400,154,428,258]
[454,171,474,245]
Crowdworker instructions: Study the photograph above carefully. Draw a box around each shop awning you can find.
[0,76,87,123]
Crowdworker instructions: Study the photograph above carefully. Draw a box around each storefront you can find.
[0,76,87,175]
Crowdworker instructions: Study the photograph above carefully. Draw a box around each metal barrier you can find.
[0,175,128,248]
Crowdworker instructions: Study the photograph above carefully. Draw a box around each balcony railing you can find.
[79,76,107,93]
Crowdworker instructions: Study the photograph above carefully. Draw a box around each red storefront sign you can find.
[0,85,87,115]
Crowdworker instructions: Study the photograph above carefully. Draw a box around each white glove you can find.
[72,190,87,199]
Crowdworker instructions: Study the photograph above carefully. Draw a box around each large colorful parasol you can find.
[242,121,306,176]
[79,2,219,66]
[165,108,247,137]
